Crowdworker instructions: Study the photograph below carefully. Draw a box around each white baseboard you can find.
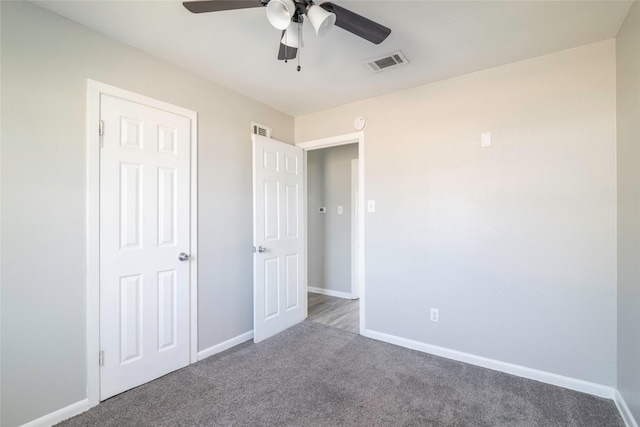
[363,329,615,399]
[308,286,353,299]
[616,390,639,427]
[197,330,253,361]
[20,399,89,427]
[17,331,253,426]
[16,329,631,427]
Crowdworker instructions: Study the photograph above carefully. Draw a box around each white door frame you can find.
[296,132,365,334]
[86,80,198,407]
[351,158,359,300]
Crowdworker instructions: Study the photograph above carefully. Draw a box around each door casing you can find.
[351,158,359,300]
[296,132,365,334]
[86,80,198,407]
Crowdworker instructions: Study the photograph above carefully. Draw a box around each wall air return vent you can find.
[363,51,409,73]
[251,122,272,138]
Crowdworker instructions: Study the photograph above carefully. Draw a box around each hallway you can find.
[307,292,359,333]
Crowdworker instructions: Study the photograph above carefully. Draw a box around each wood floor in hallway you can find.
[307,292,359,333]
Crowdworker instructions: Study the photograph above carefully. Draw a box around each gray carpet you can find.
[58,322,624,426]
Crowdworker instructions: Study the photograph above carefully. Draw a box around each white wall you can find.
[616,1,640,422]
[296,40,618,387]
[0,2,293,426]
[307,144,358,294]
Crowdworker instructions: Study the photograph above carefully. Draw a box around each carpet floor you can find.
[58,322,624,426]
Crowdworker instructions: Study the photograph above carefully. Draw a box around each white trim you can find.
[616,390,639,427]
[308,287,354,299]
[363,329,616,399]
[86,80,198,405]
[302,147,309,319]
[20,399,89,427]
[297,131,365,334]
[297,132,363,151]
[86,80,101,408]
[197,331,254,361]
[189,106,199,365]
[350,158,359,299]
[357,135,365,334]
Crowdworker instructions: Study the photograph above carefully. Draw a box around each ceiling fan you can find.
[183,0,391,69]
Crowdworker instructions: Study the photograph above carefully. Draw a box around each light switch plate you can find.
[337,206,343,215]
[481,132,492,147]
[368,200,376,213]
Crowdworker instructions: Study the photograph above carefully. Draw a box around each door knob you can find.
[178,252,190,261]
[258,246,267,253]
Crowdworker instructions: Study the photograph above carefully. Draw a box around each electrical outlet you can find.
[430,308,439,322]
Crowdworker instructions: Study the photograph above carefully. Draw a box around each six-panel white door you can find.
[253,135,306,343]
[100,94,191,399]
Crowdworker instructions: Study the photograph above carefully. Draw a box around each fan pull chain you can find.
[297,20,301,72]
[284,29,288,63]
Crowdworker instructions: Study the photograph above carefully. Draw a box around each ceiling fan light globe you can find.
[307,5,335,37]
[281,22,303,48]
[266,0,296,30]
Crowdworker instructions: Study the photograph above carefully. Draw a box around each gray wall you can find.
[616,1,640,422]
[307,144,358,294]
[1,2,633,424]
[0,2,293,426]
[307,150,326,291]
[296,40,618,386]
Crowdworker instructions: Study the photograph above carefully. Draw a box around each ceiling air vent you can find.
[363,51,409,73]
[251,122,272,138]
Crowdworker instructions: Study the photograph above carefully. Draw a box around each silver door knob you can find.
[178,252,190,261]
[258,246,267,253]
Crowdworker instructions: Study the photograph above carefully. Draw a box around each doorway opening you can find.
[305,144,359,332]
[297,132,365,335]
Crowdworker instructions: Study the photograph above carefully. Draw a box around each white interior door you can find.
[253,134,306,343]
[99,94,191,399]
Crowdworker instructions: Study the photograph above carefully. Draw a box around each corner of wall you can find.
[615,1,640,426]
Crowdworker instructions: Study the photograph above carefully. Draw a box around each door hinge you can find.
[99,350,104,367]
[99,120,104,136]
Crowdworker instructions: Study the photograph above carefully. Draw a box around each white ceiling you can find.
[32,0,632,116]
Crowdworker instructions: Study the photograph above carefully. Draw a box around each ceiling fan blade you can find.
[320,2,390,44]
[183,1,266,14]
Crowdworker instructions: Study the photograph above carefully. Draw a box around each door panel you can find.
[100,94,191,400]
[158,269,177,351]
[120,163,143,249]
[285,254,299,310]
[158,167,177,247]
[264,257,280,319]
[120,274,142,364]
[285,184,299,237]
[253,135,305,342]
[264,180,280,240]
